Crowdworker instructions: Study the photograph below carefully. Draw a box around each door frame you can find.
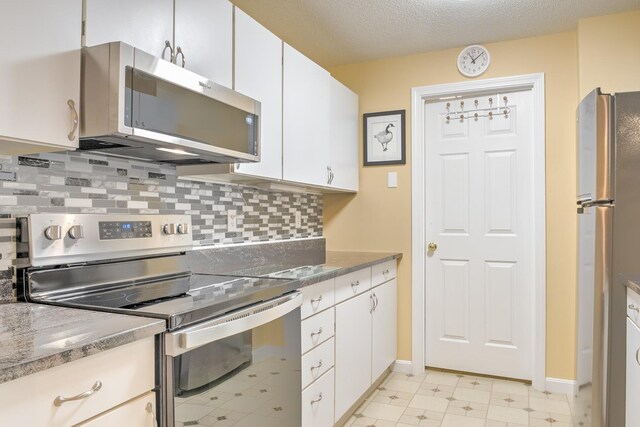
[410,73,546,390]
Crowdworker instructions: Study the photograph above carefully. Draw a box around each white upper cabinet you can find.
[85,0,233,87]
[84,0,174,59]
[174,0,232,87]
[0,0,81,154]
[233,8,283,180]
[283,44,331,188]
[329,78,359,191]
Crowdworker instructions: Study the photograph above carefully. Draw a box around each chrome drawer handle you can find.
[310,295,323,304]
[629,304,640,313]
[161,40,174,62]
[351,280,360,290]
[53,381,102,406]
[175,46,186,68]
[383,269,390,275]
[310,360,323,371]
[310,327,323,338]
[310,393,323,405]
[146,402,158,427]
[636,348,640,366]
[67,99,78,141]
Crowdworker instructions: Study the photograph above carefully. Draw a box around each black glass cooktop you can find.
[54,273,298,330]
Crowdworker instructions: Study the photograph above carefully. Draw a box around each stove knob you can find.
[177,223,190,235]
[68,224,85,240]
[44,225,62,241]
[162,223,176,235]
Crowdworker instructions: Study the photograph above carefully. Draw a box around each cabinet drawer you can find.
[301,279,335,320]
[302,368,335,427]
[628,289,640,328]
[335,268,371,304]
[301,308,334,354]
[0,337,155,427]
[76,392,157,427]
[372,260,397,287]
[302,337,335,389]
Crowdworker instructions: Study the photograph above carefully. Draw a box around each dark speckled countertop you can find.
[0,303,164,384]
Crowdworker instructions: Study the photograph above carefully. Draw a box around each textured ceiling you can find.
[230,0,640,67]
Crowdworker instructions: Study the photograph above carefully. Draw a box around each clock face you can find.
[457,45,490,77]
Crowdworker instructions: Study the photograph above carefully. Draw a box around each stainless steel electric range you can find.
[17,214,302,427]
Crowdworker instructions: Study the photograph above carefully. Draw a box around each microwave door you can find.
[577,89,614,205]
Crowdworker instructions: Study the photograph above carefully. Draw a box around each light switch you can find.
[387,172,398,188]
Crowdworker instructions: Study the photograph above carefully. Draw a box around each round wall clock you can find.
[457,45,490,77]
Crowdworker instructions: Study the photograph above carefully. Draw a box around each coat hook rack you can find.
[444,95,511,123]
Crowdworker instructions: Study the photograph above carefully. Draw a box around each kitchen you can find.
[1,1,639,426]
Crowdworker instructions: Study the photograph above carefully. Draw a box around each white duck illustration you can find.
[374,123,394,151]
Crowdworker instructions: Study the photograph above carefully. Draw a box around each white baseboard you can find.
[544,377,577,395]
[392,360,413,374]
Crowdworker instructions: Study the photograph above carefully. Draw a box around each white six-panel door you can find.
[425,90,534,380]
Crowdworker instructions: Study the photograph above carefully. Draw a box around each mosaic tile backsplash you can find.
[0,151,323,301]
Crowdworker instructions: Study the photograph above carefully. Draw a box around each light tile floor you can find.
[343,369,585,427]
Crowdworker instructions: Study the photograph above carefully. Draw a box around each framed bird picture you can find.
[363,110,406,166]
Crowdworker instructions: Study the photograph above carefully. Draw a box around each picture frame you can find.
[363,110,406,166]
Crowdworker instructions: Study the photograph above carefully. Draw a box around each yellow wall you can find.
[324,31,580,379]
[578,10,640,98]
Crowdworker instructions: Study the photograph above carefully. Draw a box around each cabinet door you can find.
[329,78,359,191]
[283,44,331,187]
[84,0,173,59]
[372,279,398,380]
[174,0,232,87]
[627,318,640,426]
[76,392,156,427]
[233,8,283,180]
[0,0,81,153]
[335,292,372,421]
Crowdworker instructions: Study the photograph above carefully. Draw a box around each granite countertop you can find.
[0,303,164,385]
[626,278,640,296]
[299,250,402,287]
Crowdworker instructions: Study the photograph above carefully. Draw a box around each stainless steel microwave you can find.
[80,42,260,164]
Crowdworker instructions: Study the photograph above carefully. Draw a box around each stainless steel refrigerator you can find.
[576,89,640,427]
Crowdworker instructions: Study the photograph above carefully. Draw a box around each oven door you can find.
[164,292,302,427]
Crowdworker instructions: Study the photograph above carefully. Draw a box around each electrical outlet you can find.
[227,210,238,232]
[295,211,302,228]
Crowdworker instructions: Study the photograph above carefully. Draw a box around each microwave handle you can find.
[165,292,302,357]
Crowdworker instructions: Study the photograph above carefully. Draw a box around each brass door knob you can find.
[428,242,438,251]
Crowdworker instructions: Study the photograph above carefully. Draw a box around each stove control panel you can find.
[99,221,152,240]
[24,214,194,267]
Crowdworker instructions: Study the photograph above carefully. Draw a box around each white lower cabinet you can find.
[0,337,156,427]
[299,260,398,426]
[76,391,157,427]
[335,290,373,420]
[627,317,640,426]
[302,368,335,427]
[372,279,398,380]
[335,267,398,422]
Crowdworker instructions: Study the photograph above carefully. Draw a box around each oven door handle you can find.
[165,292,302,356]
